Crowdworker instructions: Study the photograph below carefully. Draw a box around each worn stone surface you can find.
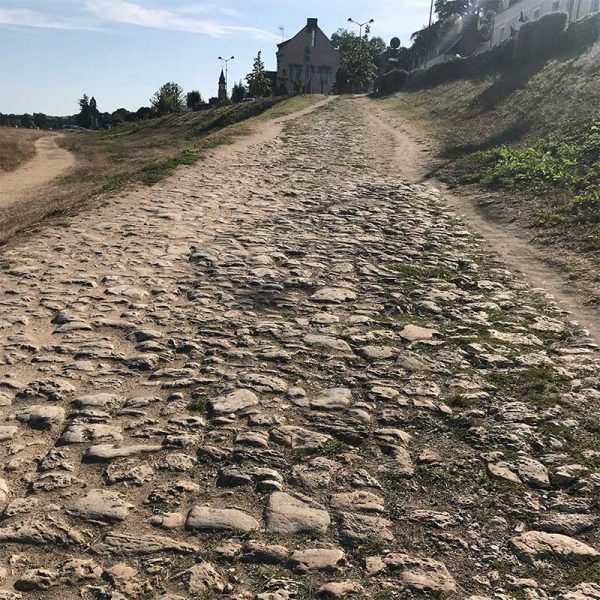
[265,492,330,536]
[0,97,598,598]
[185,505,260,533]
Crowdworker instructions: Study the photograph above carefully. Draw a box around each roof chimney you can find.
[307,18,318,29]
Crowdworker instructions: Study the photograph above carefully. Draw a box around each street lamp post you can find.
[218,55,235,93]
[347,17,375,38]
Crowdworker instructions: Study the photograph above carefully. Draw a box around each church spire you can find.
[218,69,227,101]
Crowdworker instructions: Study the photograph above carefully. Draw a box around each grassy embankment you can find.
[378,44,600,252]
[0,95,321,245]
[0,127,44,172]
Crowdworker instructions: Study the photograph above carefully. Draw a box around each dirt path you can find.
[0,134,75,209]
[0,97,598,600]
[364,97,600,343]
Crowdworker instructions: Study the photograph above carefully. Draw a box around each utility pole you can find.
[347,17,375,38]
[279,26,285,42]
[423,0,434,69]
[218,55,235,95]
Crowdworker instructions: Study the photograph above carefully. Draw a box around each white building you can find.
[491,0,599,48]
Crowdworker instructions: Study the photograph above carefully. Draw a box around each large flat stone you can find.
[185,506,259,533]
[265,492,329,536]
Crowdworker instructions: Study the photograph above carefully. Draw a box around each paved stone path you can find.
[0,99,598,600]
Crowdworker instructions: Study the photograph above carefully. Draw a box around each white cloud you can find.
[86,0,279,40]
[0,8,97,30]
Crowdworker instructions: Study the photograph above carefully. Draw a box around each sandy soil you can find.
[364,97,600,342]
[0,134,75,209]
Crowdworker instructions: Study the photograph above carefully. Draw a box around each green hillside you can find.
[379,43,600,252]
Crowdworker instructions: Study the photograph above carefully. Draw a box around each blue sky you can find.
[0,0,431,115]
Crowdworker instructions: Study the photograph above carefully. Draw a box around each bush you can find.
[455,120,600,226]
[561,12,600,52]
[406,68,427,89]
[514,12,568,64]
[424,59,466,86]
[377,69,409,95]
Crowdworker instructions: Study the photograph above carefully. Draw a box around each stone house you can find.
[491,0,599,47]
[276,18,340,95]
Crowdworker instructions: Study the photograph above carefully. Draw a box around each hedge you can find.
[514,13,568,63]
[380,11,599,94]
[561,12,600,51]
[376,70,410,95]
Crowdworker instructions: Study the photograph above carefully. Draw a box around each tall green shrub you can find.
[514,13,568,64]
[561,12,600,52]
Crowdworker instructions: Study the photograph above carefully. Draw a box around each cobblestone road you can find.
[0,99,598,599]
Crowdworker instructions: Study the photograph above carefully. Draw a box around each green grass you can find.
[376,43,600,251]
[486,366,571,406]
[188,397,206,413]
[445,394,474,409]
[291,439,349,460]
[388,263,456,280]
[455,120,600,225]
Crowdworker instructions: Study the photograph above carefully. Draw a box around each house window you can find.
[552,1,560,11]
[533,7,541,18]
[499,25,506,39]
[289,64,302,81]
[591,0,599,11]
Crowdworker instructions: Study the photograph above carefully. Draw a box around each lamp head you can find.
[369,19,375,23]
[218,56,223,60]
[347,17,353,22]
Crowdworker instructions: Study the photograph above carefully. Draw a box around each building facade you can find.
[491,0,599,47]
[276,18,340,95]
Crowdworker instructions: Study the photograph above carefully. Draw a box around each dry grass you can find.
[0,127,44,172]
[0,96,323,246]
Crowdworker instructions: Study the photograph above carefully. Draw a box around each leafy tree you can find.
[245,52,272,98]
[111,108,132,125]
[231,81,246,103]
[77,94,93,128]
[331,28,386,93]
[136,106,153,120]
[434,0,500,22]
[89,96,99,129]
[409,21,445,67]
[33,113,48,129]
[150,82,185,115]
[186,90,202,109]
[339,37,378,93]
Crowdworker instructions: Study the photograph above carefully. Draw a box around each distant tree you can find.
[136,106,153,120]
[332,28,386,93]
[409,21,445,67]
[33,113,48,129]
[186,90,202,109]
[245,52,272,98]
[231,81,246,103]
[21,113,33,128]
[111,108,132,125]
[77,94,93,128]
[89,96,99,129]
[150,82,185,115]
